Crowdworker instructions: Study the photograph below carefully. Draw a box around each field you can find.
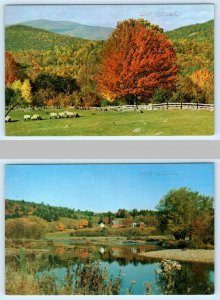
[5,109,214,136]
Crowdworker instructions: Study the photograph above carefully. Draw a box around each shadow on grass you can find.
[6,120,19,123]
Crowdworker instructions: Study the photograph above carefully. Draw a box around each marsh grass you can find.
[6,250,122,295]
[38,260,122,295]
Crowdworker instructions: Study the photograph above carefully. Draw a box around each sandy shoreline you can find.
[139,249,214,263]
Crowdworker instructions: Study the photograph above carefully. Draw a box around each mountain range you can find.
[7,18,214,42]
[5,19,214,53]
[17,19,114,41]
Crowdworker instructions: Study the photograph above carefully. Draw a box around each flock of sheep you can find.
[5,111,80,122]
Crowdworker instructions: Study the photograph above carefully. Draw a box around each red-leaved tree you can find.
[98,19,178,104]
[5,51,18,85]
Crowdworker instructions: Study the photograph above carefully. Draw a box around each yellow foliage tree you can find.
[191,69,214,103]
[11,80,22,91]
[21,79,32,103]
[6,79,32,117]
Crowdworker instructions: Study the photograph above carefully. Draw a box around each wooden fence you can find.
[84,103,214,112]
[9,102,214,112]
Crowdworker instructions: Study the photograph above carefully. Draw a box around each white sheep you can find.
[31,114,41,120]
[24,115,31,121]
[50,112,58,119]
[5,116,11,122]
[66,111,74,118]
[58,112,67,118]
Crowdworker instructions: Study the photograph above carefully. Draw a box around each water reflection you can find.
[156,262,214,295]
[6,243,214,295]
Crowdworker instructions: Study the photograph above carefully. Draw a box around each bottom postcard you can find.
[5,163,214,295]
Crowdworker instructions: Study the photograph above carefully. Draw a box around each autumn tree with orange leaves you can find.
[5,52,19,85]
[98,19,178,104]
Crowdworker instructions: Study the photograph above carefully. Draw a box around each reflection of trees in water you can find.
[156,262,214,295]
[100,247,155,266]
[7,245,214,295]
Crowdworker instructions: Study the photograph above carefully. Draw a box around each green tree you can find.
[33,73,79,95]
[5,86,21,108]
[115,209,129,218]
[157,187,213,241]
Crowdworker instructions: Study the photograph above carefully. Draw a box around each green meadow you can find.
[5,109,214,136]
[5,110,214,136]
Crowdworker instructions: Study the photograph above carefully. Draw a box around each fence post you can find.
[167,102,168,110]
[181,102,182,109]
[197,102,199,110]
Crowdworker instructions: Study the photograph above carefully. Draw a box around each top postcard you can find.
[4,4,214,137]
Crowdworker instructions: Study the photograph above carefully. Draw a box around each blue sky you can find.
[5,163,214,212]
[5,4,214,31]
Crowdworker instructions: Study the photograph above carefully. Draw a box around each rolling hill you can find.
[5,24,89,51]
[5,199,95,221]
[11,18,214,43]
[5,19,214,52]
[19,19,114,40]
[167,19,214,75]
[166,19,214,42]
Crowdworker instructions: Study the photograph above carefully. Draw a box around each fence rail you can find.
[8,102,214,112]
[83,103,214,112]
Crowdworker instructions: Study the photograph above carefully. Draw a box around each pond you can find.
[35,242,214,295]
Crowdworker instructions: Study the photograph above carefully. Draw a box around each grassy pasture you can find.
[5,108,214,136]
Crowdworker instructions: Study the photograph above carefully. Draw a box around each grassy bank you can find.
[139,249,214,263]
[6,254,122,295]
[5,109,214,136]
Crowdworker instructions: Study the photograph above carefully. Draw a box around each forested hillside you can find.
[5,25,88,51]
[5,189,214,247]
[5,199,95,221]
[166,20,214,41]
[5,19,214,109]
[5,198,157,222]
[167,20,214,76]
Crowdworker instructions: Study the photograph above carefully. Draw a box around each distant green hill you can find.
[5,25,88,51]
[167,19,214,75]
[19,19,114,40]
[167,19,214,42]
[15,18,214,42]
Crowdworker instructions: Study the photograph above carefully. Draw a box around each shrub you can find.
[156,259,182,295]
[55,223,65,231]
[151,88,171,104]
[5,216,47,239]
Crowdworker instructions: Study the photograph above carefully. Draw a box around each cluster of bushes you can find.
[159,239,214,250]
[69,226,156,238]
[70,228,108,237]
[151,70,214,105]
[5,216,47,239]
